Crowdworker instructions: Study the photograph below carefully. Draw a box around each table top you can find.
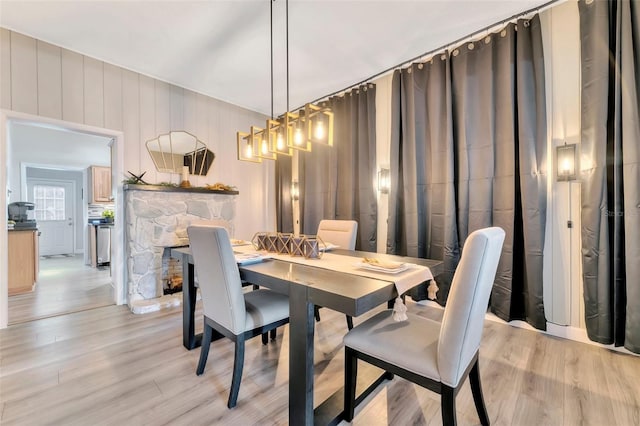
[171,246,443,317]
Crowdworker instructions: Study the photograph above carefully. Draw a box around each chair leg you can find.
[261,332,268,345]
[196,322,213,375]
[346,315,354,330]
[344,347,358,421]
[270,328,277,340]
[314,305,321,322]
[441,385,457,426]
[228,336,245,408]
[469,358,490,426]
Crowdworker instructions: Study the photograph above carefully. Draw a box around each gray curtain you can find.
[300,85,378,251]
[451,18,547,329]
[275,156,294,233]
[387,59,460,304]
[579,0,640,353]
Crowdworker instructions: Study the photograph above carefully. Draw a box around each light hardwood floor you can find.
[1,300,639,425]
[8,254,114,325]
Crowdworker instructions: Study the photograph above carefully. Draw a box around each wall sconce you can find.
[378,168,390,194]
[291,180,300,201]
[556,142,578,181]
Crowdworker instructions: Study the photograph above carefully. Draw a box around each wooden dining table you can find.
[170,246,443,426]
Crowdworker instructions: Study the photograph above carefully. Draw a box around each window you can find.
[33,184,66,221]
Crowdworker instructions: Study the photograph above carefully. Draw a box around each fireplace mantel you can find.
[124,183,239,195]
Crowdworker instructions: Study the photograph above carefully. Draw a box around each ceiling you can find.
[0,0,551,116]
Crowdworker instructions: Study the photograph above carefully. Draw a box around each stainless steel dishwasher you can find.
[96,224,111,265]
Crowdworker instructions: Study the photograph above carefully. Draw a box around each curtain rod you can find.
[301,0,561,108]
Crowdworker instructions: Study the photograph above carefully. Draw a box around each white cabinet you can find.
[88,166,112,203]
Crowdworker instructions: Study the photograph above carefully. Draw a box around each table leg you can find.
[289,284,314,426]
[182,261,201,350]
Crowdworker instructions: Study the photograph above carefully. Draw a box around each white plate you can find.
[231,239,251,247]
[353,261,409,274]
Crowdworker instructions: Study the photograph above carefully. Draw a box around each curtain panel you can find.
[387,60,460,304]
[451,18,547,329]
[389,17,547,329]
[299,85,378,251]
[275,156,294,233]
[579,0,640,353]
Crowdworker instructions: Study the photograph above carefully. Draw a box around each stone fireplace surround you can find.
[124,184,237,313]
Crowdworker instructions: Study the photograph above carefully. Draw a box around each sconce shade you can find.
[237,131,261,163]
[285,111,312,152]
[378,168,390,193]
[266,119,293,156]
[305,103,334,146]
[556,143,577,181]
[251,126,277,160]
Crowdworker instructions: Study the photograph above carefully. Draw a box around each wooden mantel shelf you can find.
[123,184,239,195]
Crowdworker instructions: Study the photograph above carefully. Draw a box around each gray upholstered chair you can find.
[187,225,289,408]
[315,219,358,329]
[343,227,505,425]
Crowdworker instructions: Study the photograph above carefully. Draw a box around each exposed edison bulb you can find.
[276,132,285,150]
[294,127,304,146]
[314,120,325,140]
[261,138,269,155]
[245,143,253,158]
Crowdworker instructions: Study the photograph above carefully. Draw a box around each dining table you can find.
[170,245,443,426]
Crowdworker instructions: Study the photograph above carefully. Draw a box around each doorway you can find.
[0,110,125,328]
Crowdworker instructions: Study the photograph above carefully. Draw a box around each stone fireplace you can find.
[124,184,237,313]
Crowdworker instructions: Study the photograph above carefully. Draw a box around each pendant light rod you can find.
[286,0,289,112]
[270,0,274,119]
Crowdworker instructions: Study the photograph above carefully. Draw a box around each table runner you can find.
[234,245,433,320]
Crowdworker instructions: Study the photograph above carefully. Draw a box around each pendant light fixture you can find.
[237,0,332,163]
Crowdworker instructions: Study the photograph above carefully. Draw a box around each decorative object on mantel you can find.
[146,130,215,176]
[237,0,333,164]
[180,166,191,188]
[125,171,148,184]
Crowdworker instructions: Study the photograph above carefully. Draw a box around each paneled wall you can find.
[0,28,275,241]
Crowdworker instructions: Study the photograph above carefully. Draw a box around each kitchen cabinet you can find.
[89,166,112,203]
[8,229,39,295]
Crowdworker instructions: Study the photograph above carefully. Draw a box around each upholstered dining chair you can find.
[315,219,358,329]
[343,227,505,425]
[187,225,290,408]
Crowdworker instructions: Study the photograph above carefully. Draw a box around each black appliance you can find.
[8,202,37,229]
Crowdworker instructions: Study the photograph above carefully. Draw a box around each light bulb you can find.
[261,139,269,155]
[277,132,285,150]
[294,127,304,145]
[245,143,253,158]
[315,120,325,140]
[562,159,571,174]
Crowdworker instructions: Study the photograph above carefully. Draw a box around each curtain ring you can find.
[418,63,424,70]
[441,54,447,61]
[484,36,491,44]
[452,49,459,57]
[468,43,474,50]
[501,29,507,37]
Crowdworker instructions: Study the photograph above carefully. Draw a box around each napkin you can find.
[362,257,405,270]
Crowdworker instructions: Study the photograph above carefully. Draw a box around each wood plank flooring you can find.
[8,254,114,325]
[1,300,639,425]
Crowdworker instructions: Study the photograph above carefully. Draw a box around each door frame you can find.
[0,110,126,329]
[27,177,77,256]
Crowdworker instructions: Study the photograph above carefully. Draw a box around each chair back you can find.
[316,220,358,250]
[437,227,505,387]
[187,225,246,335]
